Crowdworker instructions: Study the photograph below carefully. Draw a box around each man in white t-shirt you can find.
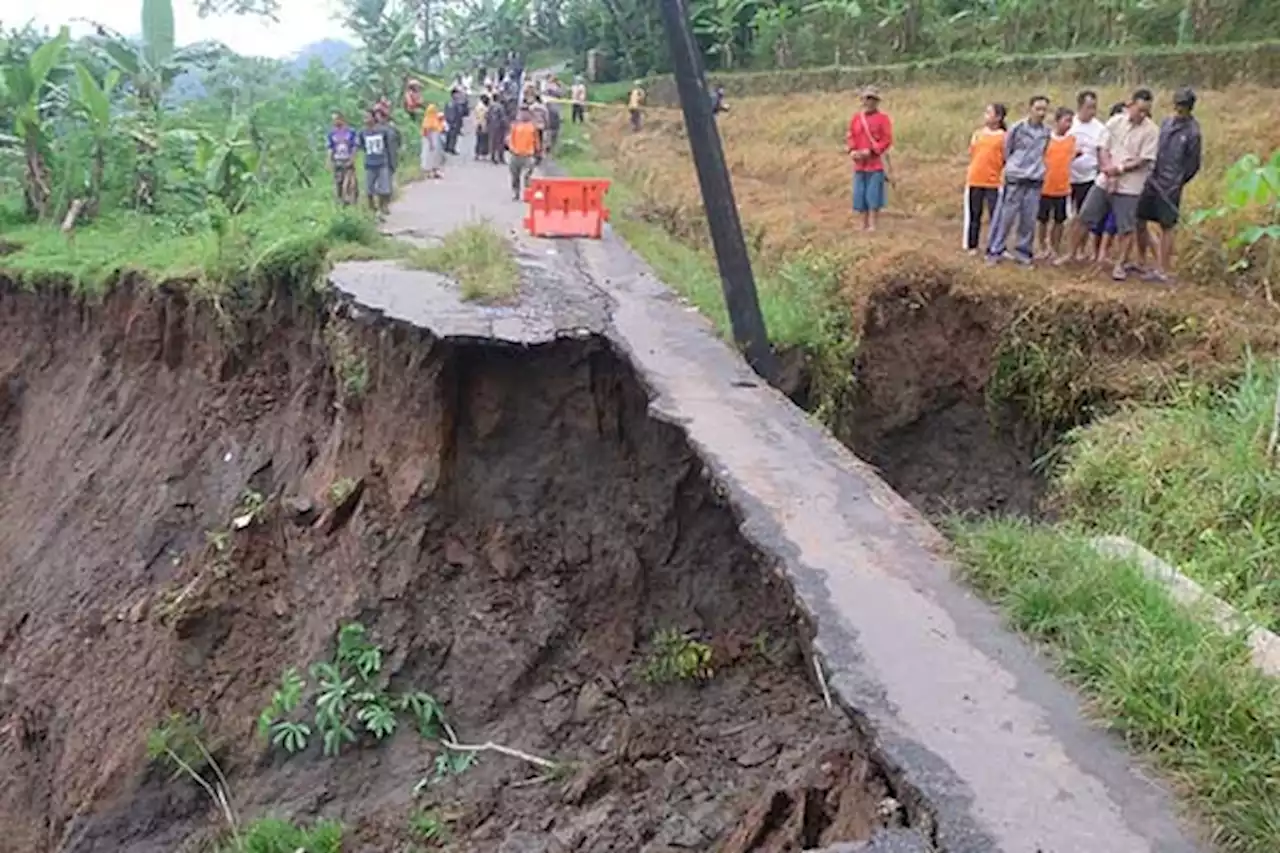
[1066,89,1107,261]
[1068,92,1106,205]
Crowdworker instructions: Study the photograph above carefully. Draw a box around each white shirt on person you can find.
[1068,116,1107,185]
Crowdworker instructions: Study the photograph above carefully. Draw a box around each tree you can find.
[93,0,226,209]
[802,0,862,64]
[692,0,760,69]
[0,27,70,219]
[341,0,422,101]
[195,0,282,18]
[71,63,122,216]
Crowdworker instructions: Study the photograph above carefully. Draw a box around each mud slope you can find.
[834,277,1043,520]
[0,279,909,853]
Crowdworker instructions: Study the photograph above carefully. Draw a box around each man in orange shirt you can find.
[1036,107,1077,261]
[506,107,541,201]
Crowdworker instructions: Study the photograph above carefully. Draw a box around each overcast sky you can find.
[12,0,349,59]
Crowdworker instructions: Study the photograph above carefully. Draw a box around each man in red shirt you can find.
[846,86,894,232]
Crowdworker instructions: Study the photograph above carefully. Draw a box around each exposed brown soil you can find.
[0,279,907,852]
[827,273,1042,519]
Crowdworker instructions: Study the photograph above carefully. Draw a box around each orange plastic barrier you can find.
[522,177,612,239]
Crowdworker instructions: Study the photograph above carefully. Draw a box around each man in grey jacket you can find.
[986,95,1051,266]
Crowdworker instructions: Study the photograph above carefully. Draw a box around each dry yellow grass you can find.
[603,82,1279,260]
[573,81,1280,438]
[590,81,1280,359]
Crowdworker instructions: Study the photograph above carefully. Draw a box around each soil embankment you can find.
[0,277,907,852]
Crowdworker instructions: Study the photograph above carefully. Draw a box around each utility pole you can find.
[658,0,778,382]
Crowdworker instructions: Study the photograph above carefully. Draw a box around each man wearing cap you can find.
[846,86,893,232]
[1135,87,1203,282]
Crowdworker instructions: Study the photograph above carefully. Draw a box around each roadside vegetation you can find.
[952,522,1280,853]
[0,0,443,293]
[457,0,1278,79]
[405,221,521,302]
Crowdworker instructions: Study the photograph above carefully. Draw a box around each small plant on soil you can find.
[641,628,715,684]
[327,477,359,505]
[146,713,240,842]
[216,816,343,853]
[232,489,268,529]
[262,621,561,793]
[408,808,450,846]
[259,622,453,758]
[323,321,370,403]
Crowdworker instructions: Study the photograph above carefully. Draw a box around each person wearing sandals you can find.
[1062,88,1158,281]
[1135,87,1202,283]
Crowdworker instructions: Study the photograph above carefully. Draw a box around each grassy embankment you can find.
[0,82,457,297]
[559,72,1280,852]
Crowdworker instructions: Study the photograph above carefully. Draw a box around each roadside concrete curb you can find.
[1091,535,1280,678]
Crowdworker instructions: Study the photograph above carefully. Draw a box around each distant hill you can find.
[290,39,355,74]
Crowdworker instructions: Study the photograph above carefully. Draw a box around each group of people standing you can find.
[325,68,597,214]
[844,84,1203,283]
[965,86,1202,282]
[325,103,402,216]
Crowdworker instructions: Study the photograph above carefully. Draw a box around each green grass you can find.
[1052,357,1280,630]
[951,519,1280,853]
[404,221,519,302]
[217,816,343,853]
[0,179,396,294]
[586,80,635,104]
[553,120,852,354]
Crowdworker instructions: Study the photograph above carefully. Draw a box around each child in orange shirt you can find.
[1036,107,1076,260]
[964,103,1007,254]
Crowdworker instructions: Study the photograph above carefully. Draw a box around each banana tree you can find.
[692,0,760,69]
[72,64,121,216]
[93,0,225,209]
[342,0,423,101]
[752,2,799,68]
[193,115,263,213]
[0,26,70,220]
[802,0,862,64]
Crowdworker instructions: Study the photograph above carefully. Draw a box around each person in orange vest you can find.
[506,106,541,201]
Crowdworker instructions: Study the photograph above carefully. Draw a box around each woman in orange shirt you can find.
[1036,107,1077,260]
[965,103,1007,254]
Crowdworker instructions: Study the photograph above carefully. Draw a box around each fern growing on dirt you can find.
[641,628,715,684]
[259,622,453,758]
